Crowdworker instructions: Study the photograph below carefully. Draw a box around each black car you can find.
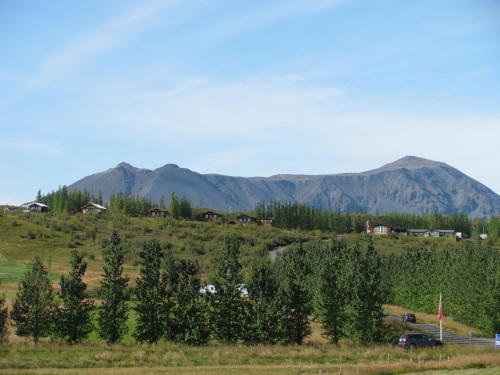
[402,313,416,323]
[398,333,442,348]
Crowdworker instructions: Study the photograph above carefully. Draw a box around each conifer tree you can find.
[11,257,55,343]
[312,241,345,344]
[98,231,129,343]
[170,259,210,344]
[275,244,311,344]
[170,193,180,219]
[179,197,192,219]
[210,237,248,343]
[55,250,94,344]
[246,254,282,343]
[134,239,167,343]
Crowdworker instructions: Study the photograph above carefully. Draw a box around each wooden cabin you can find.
[237,214,257,225]
[431,229,455,238]
[24,202,49,213]
[407,229,431,237]
[81,203,107,214]
[196,210,224,222]
[364,221,393,235]
[259,217,274,227]
[147,208,169,218]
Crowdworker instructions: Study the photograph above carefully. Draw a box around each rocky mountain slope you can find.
[68,156,500,218]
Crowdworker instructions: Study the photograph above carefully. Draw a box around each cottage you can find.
[364,221,393,235]
[81,203,107,214]
[237,214,257,225]
[24,202,49,213]
[196,210,224,221]
[147,208,169,218]
[259,217,274,227]
[431,229,455,238]
[407,229,431,237]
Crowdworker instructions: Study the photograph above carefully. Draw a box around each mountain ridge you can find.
[68,156,500,218]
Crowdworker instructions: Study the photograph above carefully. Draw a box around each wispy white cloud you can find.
[28,0,181,87]
[198,0,347,46]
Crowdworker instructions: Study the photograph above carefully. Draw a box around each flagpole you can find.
[438,293,443,342]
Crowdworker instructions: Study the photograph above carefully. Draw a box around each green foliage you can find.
[387,244,500,334]
[310,240,346,344]
[98,231,129,343]
[11,257,55,343]
[275,244,311,344]
[170,193,180,219]
[108,193,154,217]
[134,240,167,343]
[209,237,249,343]
[40,187,97,214]
[254,201,471,235]
[169,259,210,344]
[55,250,94,344]
[246,253,282,343]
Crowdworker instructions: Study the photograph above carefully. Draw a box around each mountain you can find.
[68,156,500,218]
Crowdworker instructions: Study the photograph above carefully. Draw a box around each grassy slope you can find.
[0,342,498,374]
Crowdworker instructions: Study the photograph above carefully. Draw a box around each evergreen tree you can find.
[134,240,167,343]
[179,197,192,219]
[210,237,248,343]
[312,240,345,344]
[170,259,210,344]
[170,193,180,219]
[11,257,55,343]
[275,244,311,344]
[246,253,282,343]
[342,242,386,343]
[55,250,94,344]
[98,231,129,343]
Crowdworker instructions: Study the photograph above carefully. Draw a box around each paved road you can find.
[387,314,495,347]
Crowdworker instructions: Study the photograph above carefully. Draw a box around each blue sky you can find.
[1,0,499,204]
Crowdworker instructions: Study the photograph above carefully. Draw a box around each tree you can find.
[342,241,386,343]
[246,253,282,343]
[55,250,94,344]
[134,240,167,343]
[179,197,192,219]
[210,237,248,343]
[312,240,345,344]
[11,257,55,343]
[98,231,129,343]
[170,193,180,219]
[0,284,8,342]
[275,244,311,344]
[170,259,210,344]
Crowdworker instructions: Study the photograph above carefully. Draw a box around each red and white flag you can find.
[438,293,443,321]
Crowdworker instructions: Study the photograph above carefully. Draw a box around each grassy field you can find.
[0,342,498,374]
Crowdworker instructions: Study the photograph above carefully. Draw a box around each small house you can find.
[196,210,224,222]
[365,221,393,235]
[431,229,455,238]
[81,203,107,214]
[147,208,169,218]
[407,229,431,237]
[237,214,257,225]
[259,217,274,227]
[24,202,49,213]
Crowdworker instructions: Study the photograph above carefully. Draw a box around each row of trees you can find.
[3,234,388,345]
[253,201,471,234]
[38,187,102,214]
[384,244,500,334]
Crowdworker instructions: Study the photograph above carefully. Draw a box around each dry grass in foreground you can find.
[0,342,499,375]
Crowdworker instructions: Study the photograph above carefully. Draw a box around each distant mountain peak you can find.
[155,163,180,171]
[116,162,136,169]
[376,155,447,172]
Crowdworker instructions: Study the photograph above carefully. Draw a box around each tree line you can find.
[253,201,471,234]
[383,244,500,335]
[1,233,388,345]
